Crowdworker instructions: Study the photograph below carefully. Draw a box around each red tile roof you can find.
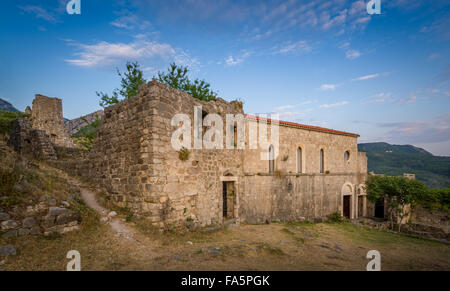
[244,114,360,138]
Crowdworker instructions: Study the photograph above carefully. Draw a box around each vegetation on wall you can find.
[97,61,147,108]
[154,63,217,101]
[364,175,448,231]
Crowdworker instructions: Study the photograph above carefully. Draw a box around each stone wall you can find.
[48,81,368,228]
[30,94,74,148]
[240,173,365,223]
[8,118,57,160]
[0,201,80,239]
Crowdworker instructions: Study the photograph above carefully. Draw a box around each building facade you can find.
[42,81,368,228]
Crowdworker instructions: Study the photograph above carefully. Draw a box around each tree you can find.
[154,63,217,101]
[365,175,428,231]
[98,61,146,108]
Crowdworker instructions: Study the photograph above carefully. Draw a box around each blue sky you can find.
[0,0,449,155]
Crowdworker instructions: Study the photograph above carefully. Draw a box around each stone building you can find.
[49,81,368,228]
[30,94,74,148]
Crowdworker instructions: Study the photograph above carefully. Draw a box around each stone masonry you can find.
[48,81,369,229]
[30,94,74,148]
[8,118,57,160]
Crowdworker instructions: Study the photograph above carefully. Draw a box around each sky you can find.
[0,0,449,155]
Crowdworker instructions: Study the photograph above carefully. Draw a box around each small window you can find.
[344,151,350,162]
[297,147,302,173]
[269,145,274,174]
[320,149,324,173]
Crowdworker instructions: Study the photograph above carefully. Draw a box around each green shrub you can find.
[0,110,28,135]
[178,147,190,161]
[327,212,344,223]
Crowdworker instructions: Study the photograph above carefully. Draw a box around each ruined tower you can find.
[30,94,74,148]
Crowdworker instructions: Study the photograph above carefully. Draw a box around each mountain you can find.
[358,142,450,189]
[65,110,104,135]
[0,98,18,112]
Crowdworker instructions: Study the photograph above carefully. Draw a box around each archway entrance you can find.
[343,195,351,219]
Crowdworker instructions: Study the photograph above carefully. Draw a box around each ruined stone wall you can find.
[48,81,368,228]
[78,81,243,227]
[8,118,57,160]
[30,94,74,148]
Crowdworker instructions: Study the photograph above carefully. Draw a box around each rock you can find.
[49,207,68,216]
[187,241,193,245]
[0,212,10,221]
[13,184,25,192]
[56,211,80,225]
[108,211,118,218]
[333,245,343,252]
[18,228,30,236]
[42,215,55,228]
[47,198,57,206]
[319,243,330,249]
[30,226,41,235]
[61,201,70,207]
[0,245,16,256]
[1,220,18,230]
[22,217,36,228]
[2,230,17,238]
[100,217,109,223]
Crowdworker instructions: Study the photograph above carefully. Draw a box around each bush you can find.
[327,212,344,223]
[178,147,190,161]
[0,110,28,135]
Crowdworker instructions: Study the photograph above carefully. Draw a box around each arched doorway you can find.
[341,183,353,219]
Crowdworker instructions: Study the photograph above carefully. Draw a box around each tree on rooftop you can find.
[98,61,146,108]
[154,63,217,101]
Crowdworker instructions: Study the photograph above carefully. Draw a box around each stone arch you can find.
[341,182,354,219]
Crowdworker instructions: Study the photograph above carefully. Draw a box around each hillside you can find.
[65,110,104,135]
[358,142,450,189]
[0,98,18,112]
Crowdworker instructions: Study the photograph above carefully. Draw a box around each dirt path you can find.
[67,178,136,241]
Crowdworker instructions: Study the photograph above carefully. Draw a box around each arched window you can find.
[297,147,303,173]
[269,144,274,174]
[320,149,324,173]
[344,151,350,162]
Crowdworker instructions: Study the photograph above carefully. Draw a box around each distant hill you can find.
[0,98,18,112]
[65,110,104,136]
[358,142,450,189]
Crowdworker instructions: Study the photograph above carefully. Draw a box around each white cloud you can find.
[110,13,152,31]
[65,40,178,68]
[320,84,336,91]
[319,101,349,109]
[346,49,361,60]
[352,73,381,81]
[274,40,311,54]
[18,5,59,23]
[275,105,295,111]
[224,51,251,66]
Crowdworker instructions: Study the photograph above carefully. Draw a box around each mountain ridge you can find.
[358,142,450,189]
[0,98,18,112]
